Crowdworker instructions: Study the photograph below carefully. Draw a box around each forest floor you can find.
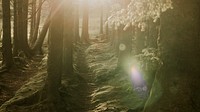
[0,39,147,112]
[0,56,44,106]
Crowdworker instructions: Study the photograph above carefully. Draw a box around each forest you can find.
[0,0,199,112]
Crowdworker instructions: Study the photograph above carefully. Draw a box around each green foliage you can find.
[108,0,173,30]
[135,48,162,72]
[86,42,147,111]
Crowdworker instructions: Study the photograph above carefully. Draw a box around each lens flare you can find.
[130,66,148,98]
[130,66,143,86]
[119,43,126,51]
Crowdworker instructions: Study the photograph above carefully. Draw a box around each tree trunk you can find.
[17,0,31,57]
[13,0,19,56]
[30,0,42,47]
[74,2,80,42]
[146,19,159,49]
[32,14,51,55]
[143,1,200,112]
[105,4,109,39]
[63,0,73,75]
[118,26,132,68]
[99,3,103,35]
[81,0,89,43]
[23,0,31,56]
[2,0,13,68]
[135,27,146,54]
[46,0,65,111]
[29,0,36,41]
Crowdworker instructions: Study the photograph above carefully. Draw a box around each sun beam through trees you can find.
[0,0,199,112]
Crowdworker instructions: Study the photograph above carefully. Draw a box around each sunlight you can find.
[78,0,109,6]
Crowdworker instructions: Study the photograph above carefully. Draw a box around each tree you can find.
[14,0,31,57]
[31,14,51,55]
[143,0,200,111]
[105,4,109,38]
[63,0,73,75]
[81,0,89,43]
[117,26,132,68]
[2,0,13,69]
[99,2,103,35]
[135,26,146,54]
[29,0,37,42]
[46,0,65,111]
[29,0,43,47]
[108,0,173,66]
[13,0,19,56]
[74,0,80,42]
[21,0,31,56]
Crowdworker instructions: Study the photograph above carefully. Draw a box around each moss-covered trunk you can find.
[143,0,200,112]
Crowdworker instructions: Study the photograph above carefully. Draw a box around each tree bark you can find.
[63,0,73,75]
[117,26,132,68]
[105,4,109,39]
[81,0,89,43]
[29,0,37,41]
[13,0,19,56]
[99,3,103,35]
[2,0,13,68]
[135,27,146,54]
[30,0,42,47]
[46,0,65,111]
[32,14,51,55]
[146,19,159,49]
[74,1,80,42]
[16,0,31,57]
[143,1,200,112]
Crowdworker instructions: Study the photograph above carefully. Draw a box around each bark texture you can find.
[2,0,13,68]
[46,0,65,111]
[143,1,200,112]
[81,0,89,43]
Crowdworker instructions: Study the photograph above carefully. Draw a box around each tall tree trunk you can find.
[135,27,146,54]
[74,1,80,42]
[22,0,31,56]
[32,14,51,55]
[63,0,73,76]
[81,0,89,43]
[99,3,103,35]
[17,0,31,57]
[105,4,109,39]
[29,0,36,41]
[30,0,42,47]
[143,1,200,112]
[46,0,65,111]
[146,19,159,48]
[117,26,132,68]
[13,0,19,56]
[2,0,13,68]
